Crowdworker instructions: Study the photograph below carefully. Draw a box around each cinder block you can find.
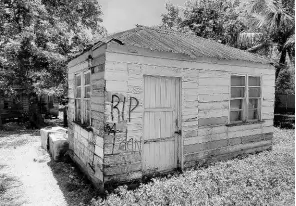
[40,127,67,150]
[48,133,69,161]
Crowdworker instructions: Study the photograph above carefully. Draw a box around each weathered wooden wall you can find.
[67,45,106,187]
[104,42,275,180]
[184,68,274,167]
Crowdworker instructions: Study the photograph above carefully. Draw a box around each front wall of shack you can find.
[103,45,274,183]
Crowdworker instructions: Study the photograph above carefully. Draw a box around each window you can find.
[83,72,91,125]
[75,74,82,122]
[230,75,261,123]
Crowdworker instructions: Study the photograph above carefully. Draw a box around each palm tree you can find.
[239,0,294,78]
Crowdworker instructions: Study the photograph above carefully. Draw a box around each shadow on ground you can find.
[46,155,99,205]
[274,114,295,129]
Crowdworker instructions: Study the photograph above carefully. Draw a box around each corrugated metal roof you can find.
[93,26,272,64]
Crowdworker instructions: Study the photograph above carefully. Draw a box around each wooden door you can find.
[143,76,181,173]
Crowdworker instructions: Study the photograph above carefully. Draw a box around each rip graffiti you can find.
[111,94,139,122]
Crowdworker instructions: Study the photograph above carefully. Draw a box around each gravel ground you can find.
[0,122,98,206]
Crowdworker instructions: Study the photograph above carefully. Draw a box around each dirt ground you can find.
[0,121,98,206]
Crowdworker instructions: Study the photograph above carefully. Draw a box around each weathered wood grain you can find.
[199,116,228,127]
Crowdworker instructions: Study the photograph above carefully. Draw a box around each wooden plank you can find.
[104,171,142,183]
[198,86,229,95]
[199,109,228,118]
[199,116,228,127]
[128,63,143,77]
[92,71,104,81]
[262,79,275,86]
[95,145,104,158]
[92,55,106,67]
[199,78,229,86]
[106,80,127,92]
[91,97,105,105]
[95,135,104,148]
[261,106,274,114]
[199,101,229,110]
[228,127,266,138]
[142,65,182,77]
[92,44,107,58]
[104,152,141,166]
[105,71,128,81]
[182,81,198,89]
[105,61,128,72]
[91,104,105,113]
[92,79,105,90]
[198,126,228,136]
[199,71,229,79]
[198,93,229,102]
[68,61,88,74]
[104,162,141,176]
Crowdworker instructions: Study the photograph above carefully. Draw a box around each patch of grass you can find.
[0,171,24,206]
[88,128,294,206]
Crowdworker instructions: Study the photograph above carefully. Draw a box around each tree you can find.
[238,0,295,78]
[161,0,247,47]
[0,0,106,95]
[0,0,106,127]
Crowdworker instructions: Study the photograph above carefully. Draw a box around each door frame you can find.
[142,75,183,174]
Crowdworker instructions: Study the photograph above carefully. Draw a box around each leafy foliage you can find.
[89,128,294,206]
[162,0,247,47]
[275,67,295,95]
[0,0,106,96]
[239,0,295,77]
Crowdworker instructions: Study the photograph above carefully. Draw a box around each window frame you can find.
[83,70,91,125]
[74,69,92,126]
[74,73,82,123]
[229,74,262,124]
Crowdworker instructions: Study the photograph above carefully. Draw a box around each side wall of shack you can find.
[67,45,106,188]
[102,43,275,182]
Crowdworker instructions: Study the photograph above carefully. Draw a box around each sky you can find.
[99,0,186,34]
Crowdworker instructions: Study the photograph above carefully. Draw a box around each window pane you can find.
[231,87,244,98]
[249,87,260,97]
[231,76,245,86]
[75,99,81,109]
[76,87,81,98]
[76,75,81,86]
[85,111,90,125]
[230,99,243,110]
[249,99,259,109]
[248,109,259,120]
[85,72,90,85]
[85,86,91,98]
[230,111,242,122]
[85,100,90,111]
[249,76,260,86]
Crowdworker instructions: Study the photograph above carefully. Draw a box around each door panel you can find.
[143,76,181,173]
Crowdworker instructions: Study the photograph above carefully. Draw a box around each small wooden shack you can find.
[67,26,275,189]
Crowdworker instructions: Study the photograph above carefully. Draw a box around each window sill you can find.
[73,121,93,132]
[226,120,265,127]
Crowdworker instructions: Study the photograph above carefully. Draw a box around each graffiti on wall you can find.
[105,93,141,154]
[111,94,139,122]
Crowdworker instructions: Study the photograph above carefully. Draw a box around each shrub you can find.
[89,128,294,206]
